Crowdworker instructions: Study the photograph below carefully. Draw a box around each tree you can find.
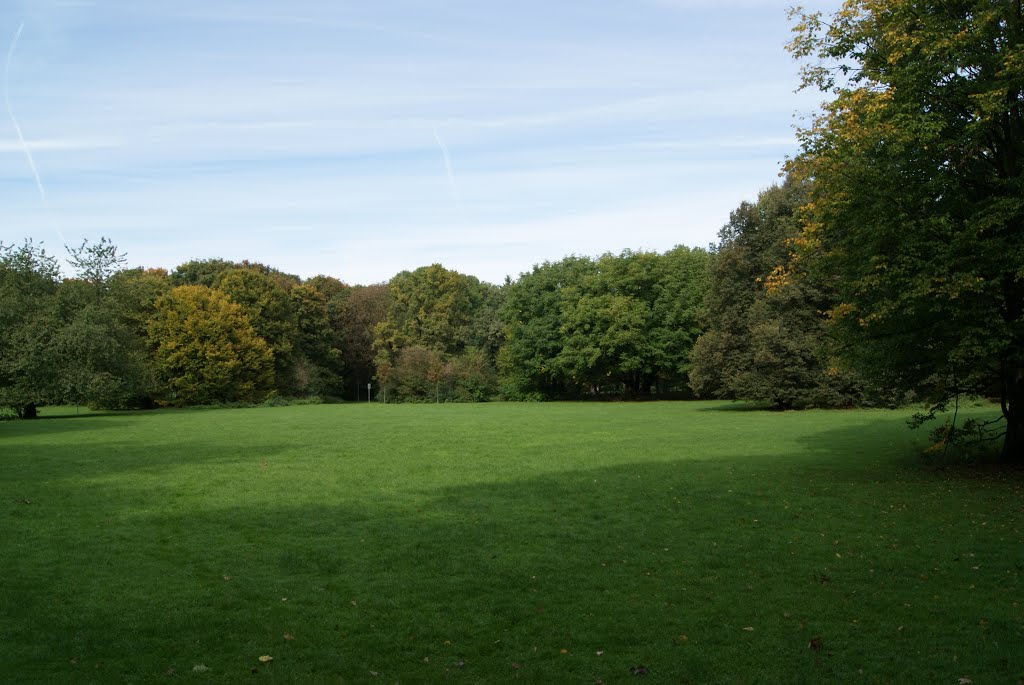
[689,180,868,409]
[213,267,299,393]
[499,249,709,400]
[330,284,389,401]
[169,258,237,287]
[0,240,61,417]
[53,239,159,409]
[289,283,344,397]
[788,0,1024,457]
[376,264,480,355]
[147,285,275,406]
[498,256,598,399]
[374,265,499,400]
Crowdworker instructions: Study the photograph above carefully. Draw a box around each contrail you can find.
[5,22,47,202]
[432,126,461,205]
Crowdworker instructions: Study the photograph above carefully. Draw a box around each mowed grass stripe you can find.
[2,402,1020,683]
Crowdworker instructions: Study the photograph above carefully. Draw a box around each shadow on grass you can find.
[6,447,1021,684]
[695,401,775,412]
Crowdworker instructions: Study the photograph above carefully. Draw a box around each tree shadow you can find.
[6,450,1019,683]
[694,400,775,412]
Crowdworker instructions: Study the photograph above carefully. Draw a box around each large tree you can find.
[374,265,500,401]
[213,267,299,393]
[0,240,62,417]
[148,285,275,406]
[53,240,156,409]
[689,179,869,409]
[788,0,1024,457]
[499,249,708,400]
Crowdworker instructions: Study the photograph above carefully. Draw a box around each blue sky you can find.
[1,0,833,285]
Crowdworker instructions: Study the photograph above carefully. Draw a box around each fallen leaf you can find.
[283,634,294,641]
[165,666,175,676]
[630,665,650,676]
[258,655,273,663]
[422,657,430,663]
[192,664,209,673]
[596,650,605,656]
[560,649,569,654]
[369,671,379,677]
[455,660,466,668]
[511,662,521,670]
[809,637,822,651]
[222,576,232,581]
[959,678,972,685]
[742,627,754,632]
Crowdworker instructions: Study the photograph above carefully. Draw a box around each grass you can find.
[1,401,1021,684]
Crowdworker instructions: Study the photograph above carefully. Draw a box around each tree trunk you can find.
[21,402,37,419]
[1002,366,1023,462]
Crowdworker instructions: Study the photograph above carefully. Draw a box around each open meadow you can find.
[2,401,1021,684]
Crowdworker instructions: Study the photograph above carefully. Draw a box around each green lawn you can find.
[2,402,1021,683]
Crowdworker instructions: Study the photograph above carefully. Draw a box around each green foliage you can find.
[289,283,345,397]
[331,283,389,400]
[376,264,485,355]
[0,240,62,416]
[788,0,1024,457]
[689,179,869,409]
[53,240,161,409]
[500,248,709,399]
[374,265,500,401]
[213,267,299,392]
[168,258,236,287]
[499,255,597,399]
[147,285,275,406]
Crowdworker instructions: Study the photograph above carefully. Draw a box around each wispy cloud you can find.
[0,0,816,282]
[0,136,116,151]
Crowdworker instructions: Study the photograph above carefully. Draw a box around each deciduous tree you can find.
[789,0,1024,457]
[148,285,274,406]
[0,240,61,417]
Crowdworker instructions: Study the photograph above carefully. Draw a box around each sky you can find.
[0,0,835,285]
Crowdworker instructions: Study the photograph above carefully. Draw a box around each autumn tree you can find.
[374,265,499,401]
[213,267,299,393]
[148,285,275,406]
[789,0,1024,457]
[689,179,869,408]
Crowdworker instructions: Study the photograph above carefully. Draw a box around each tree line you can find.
[3,0,1021,461]
[0,176,881,416]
